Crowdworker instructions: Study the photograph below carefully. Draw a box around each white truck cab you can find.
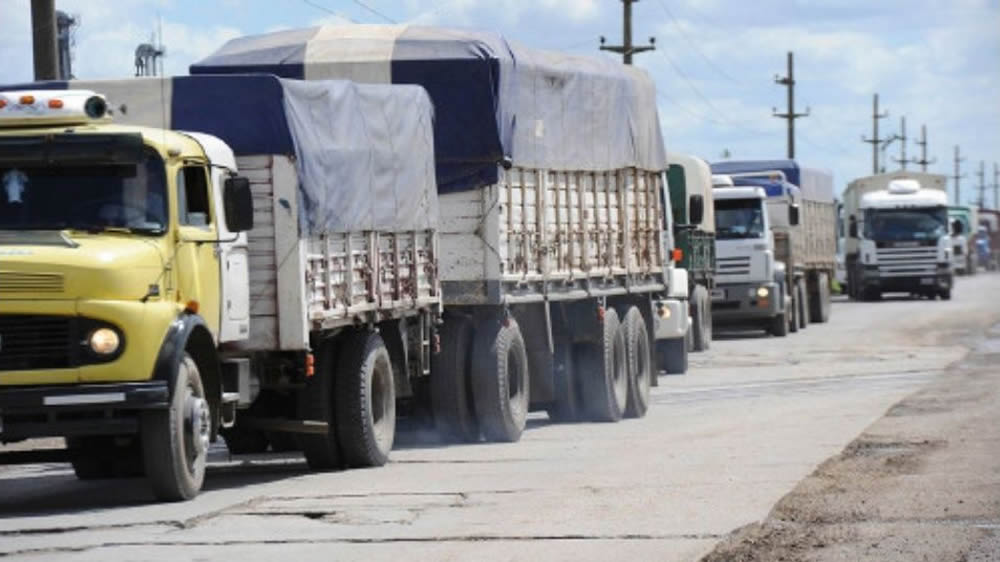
[845,177,953,300]
[710,181,792,336]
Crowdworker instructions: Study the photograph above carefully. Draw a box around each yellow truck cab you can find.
[0,89,254,500]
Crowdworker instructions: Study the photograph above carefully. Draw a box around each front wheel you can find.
[770,312,789,337]
[141,353,209,501]
[939,288,952,301]
[657,336,688,375]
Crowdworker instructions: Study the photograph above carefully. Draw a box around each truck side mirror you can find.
[688,194,704,225]
[223,176,254,233]
[789,204,800,226]
[848,215,858,238]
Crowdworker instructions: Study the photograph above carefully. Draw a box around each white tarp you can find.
[280,79,438,233]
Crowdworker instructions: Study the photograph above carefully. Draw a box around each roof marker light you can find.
[19,95,35,105]
[48,99,64,109]
[0,100,6,109]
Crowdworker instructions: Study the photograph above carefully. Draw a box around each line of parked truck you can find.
[0,24,982,501]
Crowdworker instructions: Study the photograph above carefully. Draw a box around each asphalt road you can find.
[2,274,999,561]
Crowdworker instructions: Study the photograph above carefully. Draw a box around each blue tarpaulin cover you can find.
[1,75,439,234]
[711,160,833,203]
[191,24,668,192]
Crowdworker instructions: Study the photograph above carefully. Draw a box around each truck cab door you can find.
[209,165,250,343]
[174,165,223,338]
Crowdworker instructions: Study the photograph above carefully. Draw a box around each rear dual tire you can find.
[622,308,652,418]
[470,316,529,442]
[431,316,481,442]
[577,308,629,421]
[300,331,396,471]
[691,286,712,352]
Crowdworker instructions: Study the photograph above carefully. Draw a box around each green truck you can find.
[667,154,716,354]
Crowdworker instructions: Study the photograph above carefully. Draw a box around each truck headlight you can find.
[756,286,770,298]
[89,328,121,355]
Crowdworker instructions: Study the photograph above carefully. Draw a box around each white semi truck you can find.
[709,161,836,336]
[842,172,953,300]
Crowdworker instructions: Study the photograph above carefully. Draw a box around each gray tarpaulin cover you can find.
[1,75,439,234]
[191,25,668,192]
[281,79,438,234]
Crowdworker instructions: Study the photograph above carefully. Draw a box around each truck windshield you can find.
[715,198,765,239]
[0,150,167,235]
[864,207,947,242]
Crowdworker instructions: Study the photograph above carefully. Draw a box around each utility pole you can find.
[993,163,999,210]
[976,161,986,210]
[913,124,936,172]
[599,0,655,65]
[892,116,914,170]
[952,145,966,206]
[861,94,890,174]
[772,51,809,159]
[31,0,59,80]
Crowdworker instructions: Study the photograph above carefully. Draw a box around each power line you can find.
[303,0,400,25]
[300,0,359,23]
[653,0,739,83]
[350,0,396,24]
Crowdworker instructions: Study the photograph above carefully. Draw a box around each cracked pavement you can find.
[1,274,998,561]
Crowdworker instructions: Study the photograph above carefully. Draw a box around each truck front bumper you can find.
[0,381,168,441]
[859,268,952,293]
[711,282,781,323]
[653,298,689,340]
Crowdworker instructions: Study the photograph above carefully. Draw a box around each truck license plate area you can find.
[711,289,726,301]
[920,277,934,285]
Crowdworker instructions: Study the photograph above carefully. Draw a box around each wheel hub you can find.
[186,396,211,456]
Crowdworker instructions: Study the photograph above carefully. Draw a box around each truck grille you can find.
[716,256,751,277]
[0,315,76,371]
[0,271,64,295]
[876,247,938,277]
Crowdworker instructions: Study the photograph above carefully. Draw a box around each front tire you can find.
[770,312,789,337]
[68,436,143,480]
[141,353,208,501]
[657,336,688,375]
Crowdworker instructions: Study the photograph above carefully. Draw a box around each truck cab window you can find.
[177,166,211,227]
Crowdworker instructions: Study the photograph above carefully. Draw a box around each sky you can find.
[1,0,998,205]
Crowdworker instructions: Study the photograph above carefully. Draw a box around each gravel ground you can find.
[701,321,1000,562]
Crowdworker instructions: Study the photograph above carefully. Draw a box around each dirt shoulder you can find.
[701,324,1000,562]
